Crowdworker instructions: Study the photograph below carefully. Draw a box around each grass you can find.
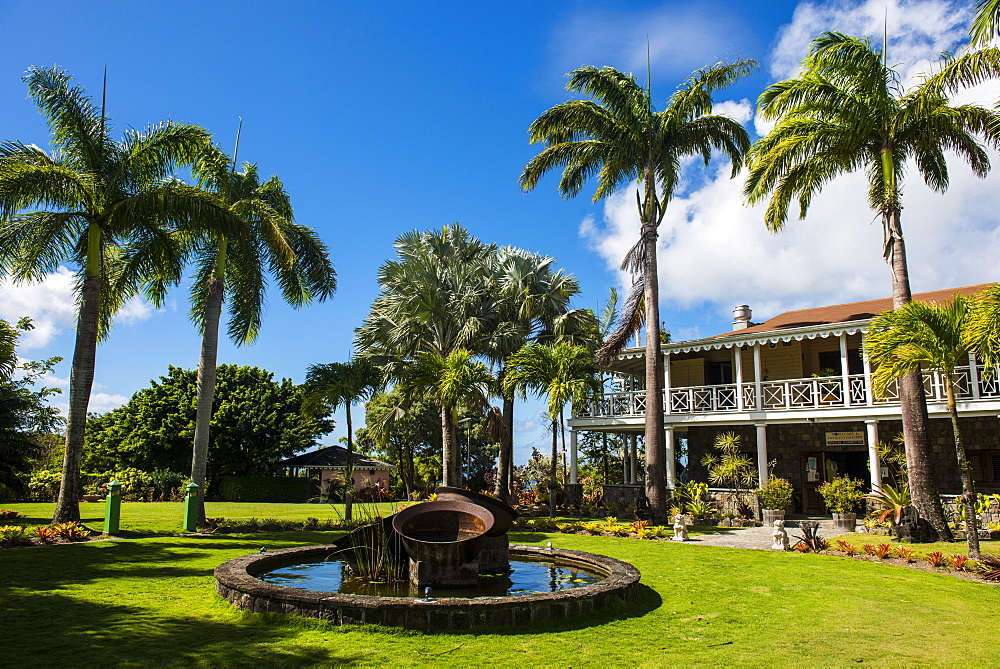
[829,532,999,559]
[1,501,401,534]
[2,503,999,665]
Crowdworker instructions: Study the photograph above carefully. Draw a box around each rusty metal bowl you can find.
[434,486,518,537]
[391,500,495,565]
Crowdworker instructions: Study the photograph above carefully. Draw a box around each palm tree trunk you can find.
[560,407,567,484]
[345,405,354,521]
[641,215,667,522]
[441,406,460,486]
[549,417,558,518]
[945,382,980,558]
[53,273,102,523]
[886,208,952,541]
[495,393,514,503]
[191,274,224,526]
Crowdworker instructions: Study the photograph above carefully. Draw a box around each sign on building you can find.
[825,431,865,447]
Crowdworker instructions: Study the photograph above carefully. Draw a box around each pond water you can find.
[259,558,603,598]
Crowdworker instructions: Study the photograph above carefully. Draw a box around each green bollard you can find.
[104,480,122,535]
[183,482,200,533]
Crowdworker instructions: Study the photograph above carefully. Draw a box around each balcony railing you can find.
[575,365,1000,419]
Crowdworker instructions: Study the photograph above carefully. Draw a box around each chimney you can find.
[732,305,752,331]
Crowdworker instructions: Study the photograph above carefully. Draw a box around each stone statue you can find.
[671,513,689,542]
[771,519,789,550]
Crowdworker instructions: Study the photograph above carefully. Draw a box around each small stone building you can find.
[278,445,393,493]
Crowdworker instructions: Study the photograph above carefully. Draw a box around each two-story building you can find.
[567,284,1000,513]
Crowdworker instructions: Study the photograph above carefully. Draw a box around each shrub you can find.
[0,525,31,546]
[892,545,915,562]
[757,477,794,510]
[109,468,155,501]
[973,554,1000,581]
[28,470,62,502]
[925,551,948,568]
[219,476,311,503]
[817,476,865,514]
[0,509,22,520]
[51,522,90,541]
[837,540,859,556]
[951,554,970,571]
[872,543,892,559]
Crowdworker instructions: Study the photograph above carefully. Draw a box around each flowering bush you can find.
[756,477,794,510]
[818,476,865,514]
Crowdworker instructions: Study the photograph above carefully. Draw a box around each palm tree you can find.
[972,0,1000,44]
[173,148,337,522]
[744,32,1000,541]
[0,67,237,523]
[519,61,756,520]
[504,341,600,517]
[484,247,592,503]
[392,348,502,486]
[302,358,382,521]
[865,296,981,557]
[356,225,497,484]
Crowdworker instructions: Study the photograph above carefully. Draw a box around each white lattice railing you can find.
[576,364,1000,419]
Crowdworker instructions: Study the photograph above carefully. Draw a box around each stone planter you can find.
[833,512,857,532]
[761,509,785,525]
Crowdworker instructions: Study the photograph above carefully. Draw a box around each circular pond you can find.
[260,558,603,598]
[215,544,641,632]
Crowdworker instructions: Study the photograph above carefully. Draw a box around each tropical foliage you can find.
[520,60,756,519]
[745,32,1000,541]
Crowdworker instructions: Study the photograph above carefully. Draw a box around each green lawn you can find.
[2,501,401,534]
[2,507,999,665]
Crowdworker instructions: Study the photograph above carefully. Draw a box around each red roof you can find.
[713,284,994,339]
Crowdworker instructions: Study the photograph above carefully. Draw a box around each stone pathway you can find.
[685,519,844,550]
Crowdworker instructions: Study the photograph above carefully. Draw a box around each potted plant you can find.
[818,476,865,531]
[757,477,794,524]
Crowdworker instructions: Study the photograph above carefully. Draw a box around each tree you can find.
[356,225,498,484]
[972,0,1000,44]
[145,148,336,522]
[0,318,64,501]
[0,67,238,522]
[504,341,600,517]
[865,295,982,557]
[84,365,332,485]
[484,246,592,503]
[520,61,756,520]
[302,358,381,520]
[744,32,1000,540]
[391,348,502,487]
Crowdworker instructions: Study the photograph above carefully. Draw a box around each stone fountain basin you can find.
[434,486,518,537]
[391,500,495,565]
[215,544,641,632]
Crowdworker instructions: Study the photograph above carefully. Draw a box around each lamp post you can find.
[458,417,473,487]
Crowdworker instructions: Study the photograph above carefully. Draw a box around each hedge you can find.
[218,476,312,503]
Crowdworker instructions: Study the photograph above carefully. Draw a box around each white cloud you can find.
[50,390,128,418]
[0,267,77,349]
[713,99,754,125]
[580,0,1000,331]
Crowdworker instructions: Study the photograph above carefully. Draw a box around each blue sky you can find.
[2,0,998,464]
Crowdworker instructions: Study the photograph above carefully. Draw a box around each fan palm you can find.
[484,247,593,502]
[392,348,501,487]
[355,225,497,484]
[504,341,600,517]
[520,61,756,519]
[302,358,382,520]
[745,32,1000,541]
[865,295,982,557]
[0,67,238,522]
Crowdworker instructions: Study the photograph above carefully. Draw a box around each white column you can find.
[664,351,672,414]
[755,423,768,485]
[969,352,981,401]
[734,345,744,411]
[840,333,851,407]
[861,333,874,406]
[569,429,578,484]
[665,426,676,489]
[866,420,882,492]
[629,434,638,484]
[753,343,763,410]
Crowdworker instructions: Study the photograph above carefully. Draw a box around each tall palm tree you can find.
[504,341,600,517]
[392,348,502,486]
[173,148,337,522]
[356,225,497,484]
[0,67,237,523]
[302,358,382,520]
[519,61,756,519]
[745,32,1000,540]
[484,247,592,502]
[865,296,981,557]
[972,0,1000,45]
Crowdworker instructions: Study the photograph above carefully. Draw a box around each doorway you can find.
[800,451,870,514]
